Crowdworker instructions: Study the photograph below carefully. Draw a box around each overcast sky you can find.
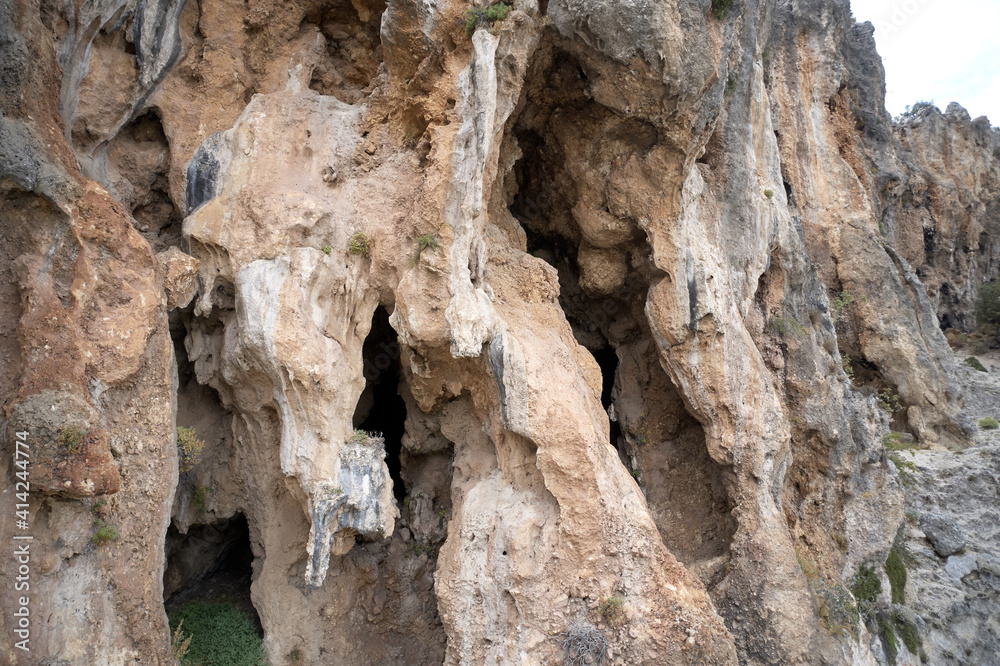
[849,0,1000,124]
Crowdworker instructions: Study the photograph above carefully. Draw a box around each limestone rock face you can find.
[1,0,998,664]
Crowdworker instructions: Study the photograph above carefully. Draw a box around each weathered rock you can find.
[919,512,966,558]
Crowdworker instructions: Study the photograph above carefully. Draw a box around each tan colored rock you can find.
[157,247,200,309]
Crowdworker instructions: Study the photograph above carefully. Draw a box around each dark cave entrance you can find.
[163,513,262,634]
[354,306,407,503]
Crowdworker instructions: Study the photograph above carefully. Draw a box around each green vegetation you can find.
[964,356,988,372]
[877,387,902,414]
[413,233,442,263]
[711,0,733,20]
[894,614,920,655]
[599,596,626,626]
[842,355,855,382]
[884,432,919,487]
[91,518,119,545]
[168,602,266,666]
[193,486,213,513]
[322,245,332,255]
[463,3,511,36]
[177,427,205,473]
[975,280,1000,327]
[764,189,774,199]
[59,425,87,454]
[901,100,936,118]
[725,72,739,97]
[349,232,371,258]
[851,563,881,622]
[885,548,907,604]
[979,417,999,430]
[769,315,808,339]
[830,291,857,321]
[817,584,859,638]
[880,616,899,664]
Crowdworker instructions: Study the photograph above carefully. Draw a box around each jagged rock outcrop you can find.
[1,0,998,664]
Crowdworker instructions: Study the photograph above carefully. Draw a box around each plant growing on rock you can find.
[884,432,919,487]
[830,291,857,321]
[711,0,733,20]
[193,486,213,513]
[59,425,87,454]
[349,232,371,257]
[884,547,906,604]
[413,233,442,263]
[876,387,902,414]
[851,563,881,622]
[463,3,511,36]
[598,596,625,626]
[964,356,987,372]
[92,518,119,545]
[979,417,998,430]
[177,427,205,472]
[975,280,1000,327]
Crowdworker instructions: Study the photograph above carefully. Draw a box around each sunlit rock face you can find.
[2,0,998,663]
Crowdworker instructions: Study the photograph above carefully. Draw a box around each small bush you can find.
[877,387,902,414]
[830,291,857,321]
[817,584,859,638]
[976,280,1000,327]
[59,425,87,454]
[463,3,511,36]
[851,563,881,622]
[725,72,739,97]
[413,233,442,263]
[894,614,920,655]
[177,427,205,472]
[884,432,919,487]
[764,189,774,199]
[193,486,213,513]
[322,245,332,255]
[92,518,119,545]
[711,0,733,20]
[599,596,625,626]
[885,548,906,604]
[168,602,266,666]
[964,356,988,372]
[561,622,608,666]
[979,417,999,430]
[349,233,370,257]
[901,100,936,118]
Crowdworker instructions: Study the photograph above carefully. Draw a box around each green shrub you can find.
[851,563,881,621]
[764,189,774,199]
[885,548,906,604]
[322,245,332,255]
[901,100,936,118]
[979,417,999,430]
[92,518,119,545]
[711,0,733,20]
[830,291,857,321]
[177,427,205,472]
[877,387,902,414]
[463,3,511,36]
[976,280,1000,327]
[168,602,265,666]
[894,614,920,655]
[817,584,859,638]
[880,615,898,664]
[884,432,919,487]
[59,425,87,454]
[964,356,988,372]
[413,233,442,263]
[349,233,371,257]
[599,596,625,626]
[725,72,739,97]
[193,486,213,513]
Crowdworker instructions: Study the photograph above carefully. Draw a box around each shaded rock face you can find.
[1,0,998,665]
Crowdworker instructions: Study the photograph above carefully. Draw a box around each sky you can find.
[849,0,1000,124]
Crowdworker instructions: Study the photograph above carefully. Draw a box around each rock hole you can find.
[106,108,183,252]
[354,306,407,503]
[163,513,262,635]
[306,0,386,104]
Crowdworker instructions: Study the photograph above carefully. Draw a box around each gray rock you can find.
[945,553,978,581]
[920,512,966,557]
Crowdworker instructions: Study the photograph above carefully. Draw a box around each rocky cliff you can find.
[1,0,998,664]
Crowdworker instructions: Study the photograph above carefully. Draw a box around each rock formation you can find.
[1,0,997,664]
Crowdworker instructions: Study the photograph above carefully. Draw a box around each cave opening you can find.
[354,306,407,503]
[106,108,183,253]
[305,0,386,104]
[163,513,262,634]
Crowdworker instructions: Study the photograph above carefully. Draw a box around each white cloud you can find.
[850,0,1000,124]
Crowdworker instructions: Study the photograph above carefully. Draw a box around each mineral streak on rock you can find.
[1,0,999,663]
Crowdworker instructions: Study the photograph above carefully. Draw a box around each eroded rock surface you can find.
[1,0,999,664]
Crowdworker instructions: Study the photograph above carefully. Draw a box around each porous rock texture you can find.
[0,0,998,664]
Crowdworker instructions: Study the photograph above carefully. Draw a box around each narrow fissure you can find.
[354,306,407,503]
